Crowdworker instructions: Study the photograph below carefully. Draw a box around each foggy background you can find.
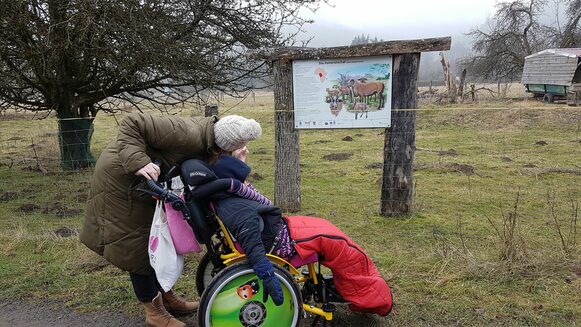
[294,0,565,84]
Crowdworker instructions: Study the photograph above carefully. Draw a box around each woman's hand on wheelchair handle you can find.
[135,162,161,181]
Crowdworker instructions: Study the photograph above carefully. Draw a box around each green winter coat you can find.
[80,113,218,274]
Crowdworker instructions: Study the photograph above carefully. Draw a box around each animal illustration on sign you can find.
[338,73,353,102]
[319,66,388,121]
[326,88,344,117]
[348,78,385,108]
[352,102,368,119]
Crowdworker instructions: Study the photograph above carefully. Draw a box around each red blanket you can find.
[284,215,393,316]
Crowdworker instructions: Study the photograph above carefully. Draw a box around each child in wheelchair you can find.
[196,149,393,317]
[208,152,286,306]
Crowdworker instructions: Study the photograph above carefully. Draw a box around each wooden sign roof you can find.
[248,37,451,61]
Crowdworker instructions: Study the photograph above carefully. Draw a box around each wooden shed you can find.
[521,48,581,104]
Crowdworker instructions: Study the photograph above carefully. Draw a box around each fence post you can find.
[380,53,420,216]
[272,59,301,212]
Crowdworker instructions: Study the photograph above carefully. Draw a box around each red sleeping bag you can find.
[284,215,393,316]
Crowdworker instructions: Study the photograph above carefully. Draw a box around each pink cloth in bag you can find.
[165,197,201,254]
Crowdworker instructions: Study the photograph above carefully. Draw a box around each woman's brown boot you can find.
[141,292,186,327]
[161,289,199,315]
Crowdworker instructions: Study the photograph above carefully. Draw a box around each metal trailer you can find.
[521,48,581,105]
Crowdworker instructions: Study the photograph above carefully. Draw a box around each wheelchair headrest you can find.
[181,159,218,186]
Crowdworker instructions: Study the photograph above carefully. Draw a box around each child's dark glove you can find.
[252,257,284,306]
[262,274,284,305]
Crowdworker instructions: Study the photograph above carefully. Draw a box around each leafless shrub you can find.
[485,190,528,263]
[547,191,578,256]
[430,215,475,264]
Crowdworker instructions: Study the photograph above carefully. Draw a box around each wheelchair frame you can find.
[210,214,336,322]
[146,169,342,326]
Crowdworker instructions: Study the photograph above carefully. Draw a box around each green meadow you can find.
[0,93,579,326]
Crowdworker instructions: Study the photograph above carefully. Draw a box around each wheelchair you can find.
[145,159,345,327]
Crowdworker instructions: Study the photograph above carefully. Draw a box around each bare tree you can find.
[0,0,321,169]
[465,0,580,82]
[464,0,549,82]
[439,52,467,103]
[557,0,581,47]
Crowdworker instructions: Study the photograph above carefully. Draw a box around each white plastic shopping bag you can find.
[148,200,184,291]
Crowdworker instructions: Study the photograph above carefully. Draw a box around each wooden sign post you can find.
[250,37,451,215]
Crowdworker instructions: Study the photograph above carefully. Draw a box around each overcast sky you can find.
[300,0,502,47]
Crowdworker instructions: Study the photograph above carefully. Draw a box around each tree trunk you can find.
[272,59,301,212]
[458,68,467,101]
[380,53,420,216]
[470,84,476,102]
[204,104,219,117]
[439,52,457,103]
[57,108,96,170]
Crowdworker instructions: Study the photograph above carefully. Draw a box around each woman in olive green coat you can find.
[80,112,262,327]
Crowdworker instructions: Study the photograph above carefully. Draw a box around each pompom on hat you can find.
[213,115,262,152]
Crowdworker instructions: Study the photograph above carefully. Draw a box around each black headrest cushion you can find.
[181,159,218,186]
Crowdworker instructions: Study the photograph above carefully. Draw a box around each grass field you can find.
[0,92,580,326]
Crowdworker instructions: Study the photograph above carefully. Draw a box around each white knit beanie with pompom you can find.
[213,115,262,152]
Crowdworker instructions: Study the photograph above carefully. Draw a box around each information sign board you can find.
[292,56,392,129]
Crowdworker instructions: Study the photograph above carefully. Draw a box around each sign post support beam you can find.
[272,59,301,212]
[380,53,420,216]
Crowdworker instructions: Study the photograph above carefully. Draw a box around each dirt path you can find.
[0,300,144,327]
[0,299,385,326]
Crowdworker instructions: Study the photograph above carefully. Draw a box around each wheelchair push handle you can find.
[145,179,190,218]
[140,160,192,220]
[147,159,176,201]
[152,159,179,185]
[145,179,177,202]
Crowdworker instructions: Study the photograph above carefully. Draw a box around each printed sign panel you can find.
[292,56,392,129]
